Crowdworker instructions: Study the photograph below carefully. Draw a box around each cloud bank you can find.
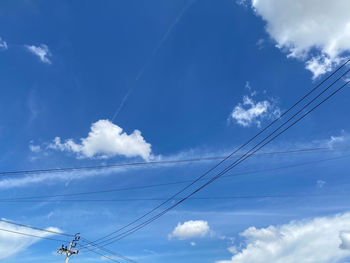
[217,213,350,263]
[250,0,350,79]
[49,119,152,160]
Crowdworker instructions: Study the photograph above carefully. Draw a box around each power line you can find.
[3,151,349,202]
[0,219,73,237]
[79,237,138,263]
[0,219,130,263]
[3,144,347,177]
[1,193,349,203]
[89,64,350,247]
[105,77,350,244]
[0,227,128,263]
[93,68,350,246]
[82,244,122,263]
[0,228,67,243]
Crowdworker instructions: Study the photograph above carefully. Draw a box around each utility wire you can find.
[3,144,347,177]
[0,228,67,243]
[1,193,350,203]
[89,67,350,247]
[2,152,350,203]
[2,147,349,202]
[79,237,138,263]
[0,219,73,237]
[106,77,350,246]
[0,219,129,263]
[89,63,350,247]
[97,79,350,246]
[81,244,122,263]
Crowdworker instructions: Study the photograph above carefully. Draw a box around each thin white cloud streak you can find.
[0,220,61,260]
[0,167,124,190]
[11,132,350,190]
[313,130,350,148]
[1,147,229,190]
[111,0,196,121]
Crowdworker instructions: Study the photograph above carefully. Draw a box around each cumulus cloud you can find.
[249,0,350,79]
[230,95,280,128]
[217,213,350,263]
[169,220,210,240]
[25,44,52,64]
[48,119,152,160]
[0,219,60,260]
[0,37,8,50]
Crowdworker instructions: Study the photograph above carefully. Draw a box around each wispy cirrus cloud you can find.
[0,220,61,260]
[0,167,124,190]
[25,44,52,64]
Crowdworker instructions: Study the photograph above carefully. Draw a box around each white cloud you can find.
[230,95,280,128]
[256,39,265,50]
[236,0,248,7]
[0,166,125,190]
[169,220,210,240]
[0,219,60,260]
[25,44,52,64]
[217,213,350,263]
[328,135,346,148]
[48,119,152,160]
[190,241,196,246]
[305,56,342,79]
[228,246,238,254]
[317,180,326,188]
[250,0,350,79]
[0,37,8,50]
[340,232,350,250]
[2,132,345,190]
[29,143,41,153]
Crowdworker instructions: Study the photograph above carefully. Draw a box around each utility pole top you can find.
[57,233,80,263]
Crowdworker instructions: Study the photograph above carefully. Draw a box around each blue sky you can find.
[1,0,350,262]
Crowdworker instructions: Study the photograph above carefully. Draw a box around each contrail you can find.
[111,0,196,121]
